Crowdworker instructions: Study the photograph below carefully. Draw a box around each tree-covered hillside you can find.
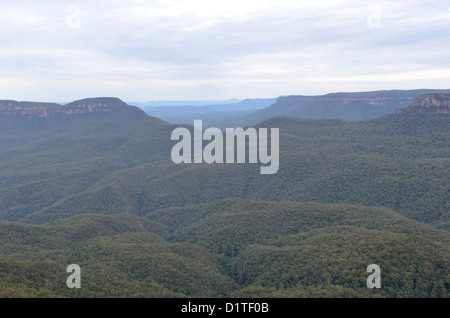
[0,201,448,297]
[5,99,446,229]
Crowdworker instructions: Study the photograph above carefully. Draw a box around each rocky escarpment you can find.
[393,94,450,116]
[0,97,138,118]
[248,89,450,123]
[0,100,60,117]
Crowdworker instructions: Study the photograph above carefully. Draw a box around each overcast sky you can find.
[0,0,449,102]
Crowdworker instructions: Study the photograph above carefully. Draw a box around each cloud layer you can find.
[0,0,449,101]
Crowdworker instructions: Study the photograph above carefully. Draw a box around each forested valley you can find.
[0,94,448,298]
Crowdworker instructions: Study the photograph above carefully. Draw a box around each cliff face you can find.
[393,94,450,116]
[250,89,450,123]
[0,97,132,118]
[276,95,413,106]
[0,101,60,117]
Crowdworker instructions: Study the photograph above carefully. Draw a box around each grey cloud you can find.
[0,0,449,101]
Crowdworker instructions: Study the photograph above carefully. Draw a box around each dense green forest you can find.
[0,202,448,297]
[3,108,446,228]
[0,95,448,297]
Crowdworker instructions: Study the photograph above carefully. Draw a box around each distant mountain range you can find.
[129,99,241,107]
[254,89,450,123]
[137,98,277,129]
[3,89,449,125]
[131,89,450,129]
